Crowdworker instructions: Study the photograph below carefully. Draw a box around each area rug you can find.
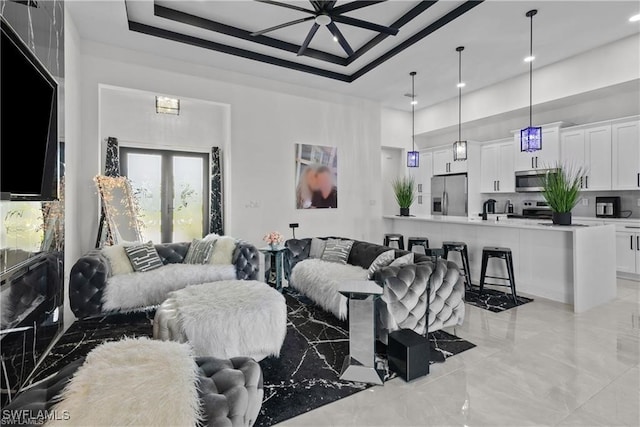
[256,291,476,426]
[465,285,533,312]
[30,292,475,427]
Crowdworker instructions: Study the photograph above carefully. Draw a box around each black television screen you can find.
[1,17,58,201]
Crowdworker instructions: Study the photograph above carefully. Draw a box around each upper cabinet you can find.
[611,119,640,190]
[513,126,560,171]
[481,139,514,193]
[560,124,612,191]
[433,147,467,175]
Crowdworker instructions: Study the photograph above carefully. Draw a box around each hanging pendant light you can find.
[453,46,467,161]
[520,9,542,152]
[407,71,419,167]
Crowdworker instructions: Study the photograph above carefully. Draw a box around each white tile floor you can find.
[280,279,640,426]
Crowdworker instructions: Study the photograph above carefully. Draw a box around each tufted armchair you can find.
[69,241,260,319]
[4,355,264,427]
[284,238,465,343]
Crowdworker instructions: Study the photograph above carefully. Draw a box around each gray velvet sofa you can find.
[69,241,260,319]
[2,355,263,427]
[285,237,465,343]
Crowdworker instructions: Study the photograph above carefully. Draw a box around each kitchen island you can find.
[384,215,616,313]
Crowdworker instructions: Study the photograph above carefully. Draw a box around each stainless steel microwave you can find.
[515,169,557,192]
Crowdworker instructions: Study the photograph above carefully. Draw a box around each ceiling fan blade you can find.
[309,0,322,12]
[332,15,399,35]
[297,23,320,56]
[326,1,338,9]
[251,16,315,36]
[332,0,387,15]
[327,22,354,56]
[255,0,315,14]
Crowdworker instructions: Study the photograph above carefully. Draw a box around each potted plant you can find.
[540,163,586,225]
[392,176,415,217]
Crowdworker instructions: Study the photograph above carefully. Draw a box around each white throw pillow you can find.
[367,249,395,279]
[208,236,236,265]
[309,238,326,259]
[102,244,135,276]
[202,233,220,242]
[388,252,414,267]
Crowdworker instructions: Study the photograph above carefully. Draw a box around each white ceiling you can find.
[68,0,640,111]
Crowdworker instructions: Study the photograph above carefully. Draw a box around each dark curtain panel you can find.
[105,137,120,177]
[210,147,223,235]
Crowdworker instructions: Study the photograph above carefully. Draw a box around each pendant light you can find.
[453,46,467,161]
[520,9,542,152]
[407,71,419,167]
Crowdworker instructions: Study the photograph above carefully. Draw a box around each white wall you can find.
[99,87,228,153]
[414,34,640,141]
[381,147,402,216]
[63,6,82,327]
[71,40,383,256]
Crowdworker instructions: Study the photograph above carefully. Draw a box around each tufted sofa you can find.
[2,355,264,427]
[69,241,260,319]
[285,238,465,344]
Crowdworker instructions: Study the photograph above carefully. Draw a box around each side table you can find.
[259,246,287,292]
[338,280,384,385]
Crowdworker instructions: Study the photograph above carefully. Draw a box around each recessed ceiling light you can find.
[411,100,418,105]
[524,55,535,63]
[630,13,640,22]
[333,36,338,42]
[457,82,466,88]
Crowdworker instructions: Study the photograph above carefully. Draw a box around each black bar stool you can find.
[479,247,518,305]
[407,237,429,252]
[384,233,405,250]
[442,241,472,290]
[424,248,444,262]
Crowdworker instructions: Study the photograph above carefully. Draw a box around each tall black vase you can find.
[400,207,410,217]
[552,212,572,225]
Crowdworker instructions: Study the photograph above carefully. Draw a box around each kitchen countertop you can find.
[382,214,618,232]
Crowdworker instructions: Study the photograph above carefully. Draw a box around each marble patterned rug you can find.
[27,292,475,427]
[256,291,476,426]
[464,285,534,312]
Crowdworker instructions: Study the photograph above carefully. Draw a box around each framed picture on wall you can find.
[295,143,338,209]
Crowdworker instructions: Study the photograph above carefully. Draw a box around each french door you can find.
[121,147,209,243]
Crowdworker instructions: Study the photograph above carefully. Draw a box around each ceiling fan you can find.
[251,0,399,57]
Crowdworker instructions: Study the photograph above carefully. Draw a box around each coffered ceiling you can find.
[67,1,640,111]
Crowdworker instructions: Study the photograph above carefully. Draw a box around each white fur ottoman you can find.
[153,280,287,361]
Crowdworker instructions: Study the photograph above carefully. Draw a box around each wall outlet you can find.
[582,198,589,206]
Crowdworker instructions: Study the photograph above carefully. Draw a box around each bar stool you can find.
[384,234,405,250]
[442,241,472,290]
[479,247,518,305]
[407,237,429,253]
[424,248,444,262]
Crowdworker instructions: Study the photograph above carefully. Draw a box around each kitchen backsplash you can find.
[480,191,640,219]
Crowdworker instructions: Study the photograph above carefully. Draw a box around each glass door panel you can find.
[124,153,162,243]
[172,156,204,242]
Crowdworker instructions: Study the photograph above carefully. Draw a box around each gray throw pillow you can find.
[184,238,216,264]
[125,242,163,272]
[367,249,395,279]
[321,239,354,265]
[309,238,327,259]
[388,252,414,267]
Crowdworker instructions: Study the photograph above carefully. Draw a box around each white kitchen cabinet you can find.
[481,140,514,193]
[615,231,640,274]
[433,147,467,175]
[560,124,612,191]
[612,120,640,190]
[410,151,433,215]
[514,126,560,171]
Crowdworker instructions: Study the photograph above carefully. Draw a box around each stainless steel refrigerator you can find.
[431,173,468,216]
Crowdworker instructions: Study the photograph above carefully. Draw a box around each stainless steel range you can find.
[508,200,552,220]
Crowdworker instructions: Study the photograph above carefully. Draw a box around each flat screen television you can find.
[1,17,58,201]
